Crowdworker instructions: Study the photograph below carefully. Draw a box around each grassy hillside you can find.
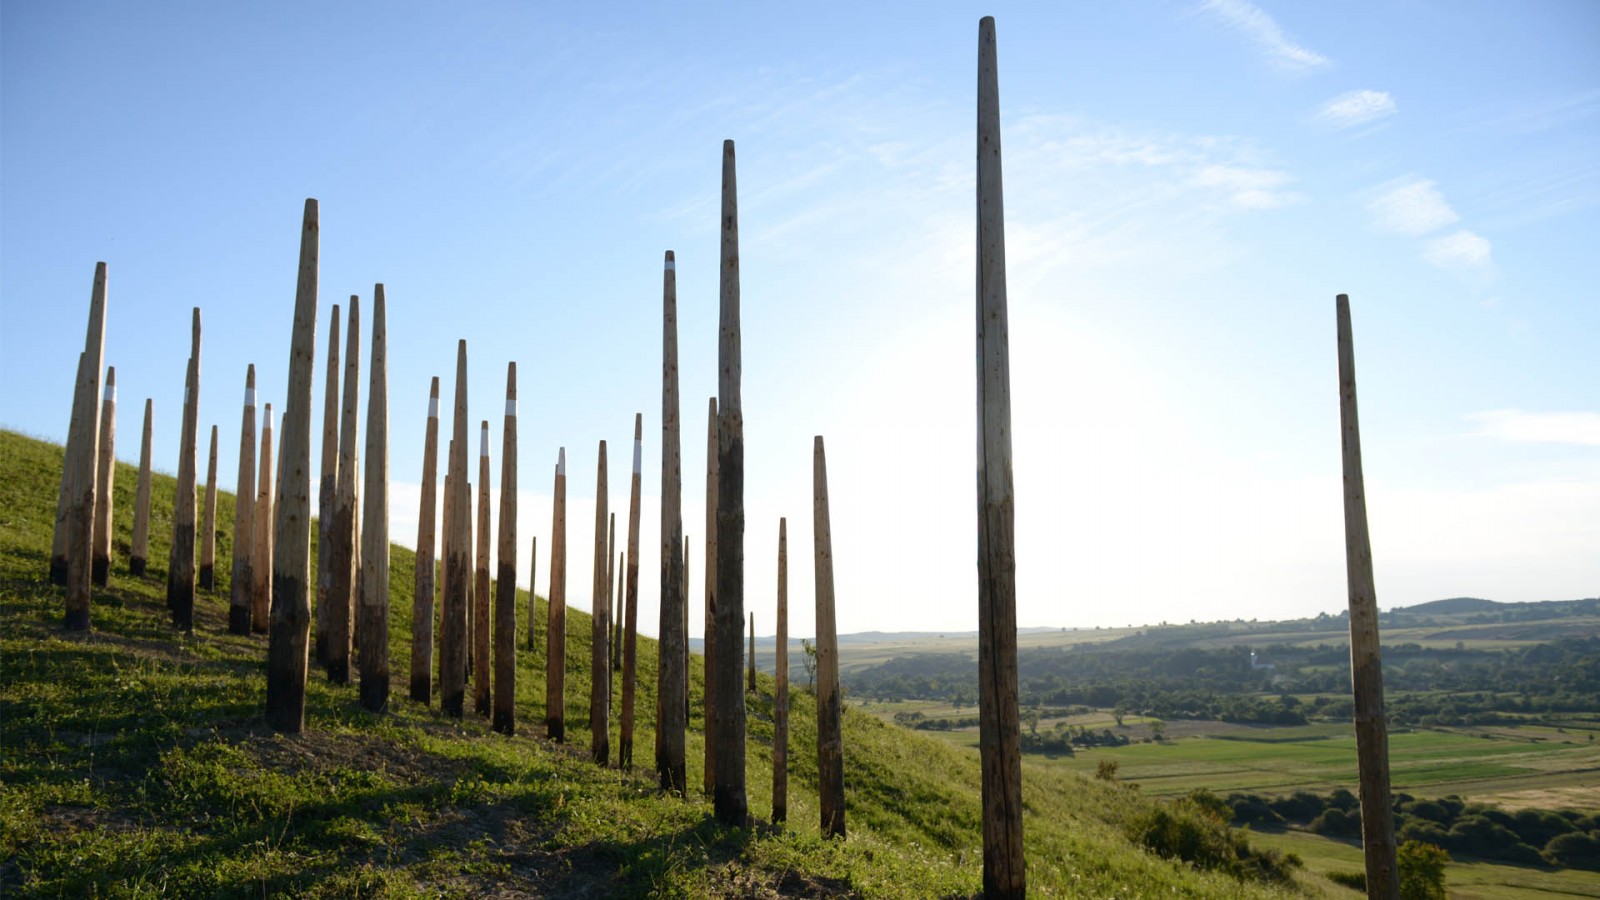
[1,429,1305,897]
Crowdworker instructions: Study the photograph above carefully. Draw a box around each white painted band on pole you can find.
[104,383,116,402]
[428,396,438,418]
[480,426,489,457]
[632,438,642,475]
[244,388,256,407]
[505,398,516,417]
[664,259,675,272]
[557,447,566,476]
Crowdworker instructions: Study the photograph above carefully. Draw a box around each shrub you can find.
[1398,840,1448,900]
[1327,870,1365,891]
[1310,807,1361,839]
[1544,832,1600,870]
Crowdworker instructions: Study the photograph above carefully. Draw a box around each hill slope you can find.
[0,430,1303,897]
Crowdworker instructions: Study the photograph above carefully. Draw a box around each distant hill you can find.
[1396,597,1502,614]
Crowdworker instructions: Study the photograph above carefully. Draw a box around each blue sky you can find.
[4,1,1597,636]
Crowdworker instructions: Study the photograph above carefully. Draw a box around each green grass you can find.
[1,430,1307,898]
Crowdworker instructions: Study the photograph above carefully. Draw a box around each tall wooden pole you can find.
[976,19,1025,896]
[412,376,440,703]
[656,247,686,791]
[464,480,474,684]
[357,285,391,713]
[440,340,470,718]
[621,414,643,770]
[590,440,611,765]
[168,308,201,631]
[252,405,274,632]
[316,304,342,667]
[493,363,518,735]
[546,447,568,741]
[609,515,620,675]
[748,613,757,693]
[475,422,493,716]
[328,296,361,683]
[230,367,257,634]
[526,535,538,653]
[683,535,691,722]
[130,397,153,577]
[773,517,788,824]
[713,138,748,826]
[814,438,844,839]
[1337,295,1400,900]
[91,367,117,587]
[200,424,219,590]
[54,262,107,595]
[265,198,319,733]
[703,395,718,795]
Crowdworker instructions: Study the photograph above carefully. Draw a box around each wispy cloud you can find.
[1191,164,1302,209]
[1368,179,1459,235]
[1198,0,1330,72]
[1316,90,1397,129]
[1424,229,1493,270]
[1469,410,1600,446]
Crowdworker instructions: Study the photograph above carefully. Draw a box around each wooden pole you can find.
[656,245,688,784]
[440,340,470,718]
[713,138,748,825]
[328,296,360,683]
[773,517,788,823]
[412,376,440,703]
[252,405,274,632]
[1337,294,1400,900]
[683,535,690,722]
[590,440,610,765]
[230,367,257,634]
[976,19,1025,895]
[54,262,107,593]
[265,197,319,733]
[200,424,219,590]
[620,413,643,770]
[168,307,201,631]
[814,438,844,839]
[609,515,619,674]
[316,303,342,667]
[526,535,538,653]
[747,613,756,694]
[703,395,718,795]
[130,397,153,577]
[91,367,117,587]
[546,447,568,740]
[357,285,391,713]
[614,549,623,710]
[493,362,518,735]
[475,421,493,716]
[464,479,473,684]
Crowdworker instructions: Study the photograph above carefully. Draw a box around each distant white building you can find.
[1250,651,1275,671]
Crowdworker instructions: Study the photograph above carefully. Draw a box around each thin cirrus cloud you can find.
[1424,230,1494,269]
[1316,90,1398,129]
[1190,164,1302,209]
[1368,178,1459,235]
[1468,410,1600,446]
[1198,0,1330,72]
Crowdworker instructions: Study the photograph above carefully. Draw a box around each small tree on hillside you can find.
[801,638,817,694]
[1397,840,1448,900]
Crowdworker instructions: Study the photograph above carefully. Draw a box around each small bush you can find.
[1398,840,1448,900]
[1327,870,1365,891]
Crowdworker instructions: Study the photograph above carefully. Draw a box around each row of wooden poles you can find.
[44,18,1400,898]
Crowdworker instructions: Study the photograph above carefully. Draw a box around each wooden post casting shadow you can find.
[475,421,493,717]
[200,424,219,590]
[358,285,391,713]
[546,447,568,741]
[130,397,153,577]
[621,413,643,770]
[747,613,756,694]
[1337,294,1400,900]
[328,296,361,683]
[253,405,275,632]
[976,18,1025,897]
[590,440,610,765]
[440,340,470,718]
[656,248,686,792]
[167,307,201,631]
[493,363,518,735]
[713,139,748,825]
[814,438,844,839]
[411,376,440,703]
[703,395,718,796]
[265,198,319,733]
[230,367,257,634]
[316,303,342,668]
[773,517,788,824]
[54,262,107,598]
[91,367,117,587]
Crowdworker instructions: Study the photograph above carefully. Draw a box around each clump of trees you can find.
[1215,788,1600,870]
